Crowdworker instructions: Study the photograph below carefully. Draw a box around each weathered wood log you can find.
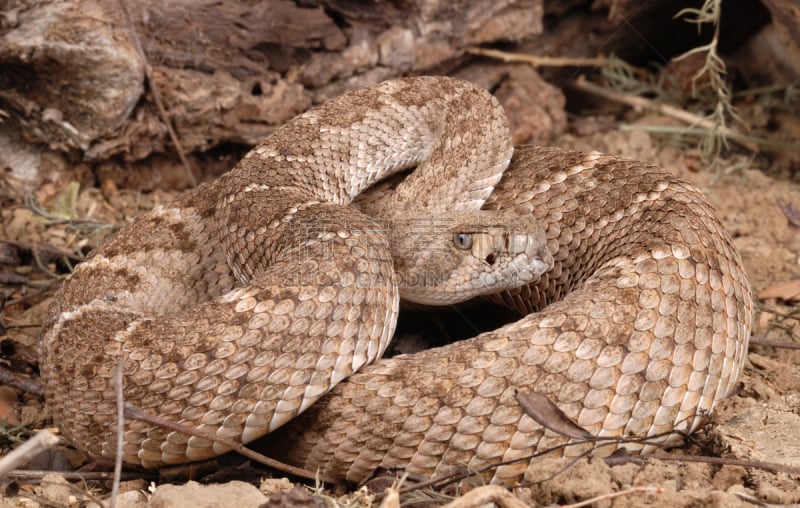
[0,0,546,180]
[738,0,800,83]
[4,0,775,195]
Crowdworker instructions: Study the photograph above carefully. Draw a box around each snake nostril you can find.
[485,253,496,265]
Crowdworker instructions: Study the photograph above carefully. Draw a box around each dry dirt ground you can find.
[1,114,800,506]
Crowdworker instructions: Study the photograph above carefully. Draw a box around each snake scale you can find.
[40,76,752,485]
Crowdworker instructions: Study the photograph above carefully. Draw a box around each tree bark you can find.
[0,0,544,169]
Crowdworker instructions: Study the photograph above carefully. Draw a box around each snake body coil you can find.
[40,77,751,485]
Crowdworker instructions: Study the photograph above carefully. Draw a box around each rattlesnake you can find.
[40,76,752,485]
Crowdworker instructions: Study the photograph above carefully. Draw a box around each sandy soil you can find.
[1,116,799,506]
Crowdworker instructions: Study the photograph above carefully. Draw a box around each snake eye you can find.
[453,233,473,250]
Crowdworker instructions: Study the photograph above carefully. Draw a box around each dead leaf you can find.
[758,279,800,301]
[777,200,800,230]
[261,486,327,508]
[515,390,592,440]
[0,273,28,285]
[48,181,80,219]
[758,311,774,332]
[0,386,20,426]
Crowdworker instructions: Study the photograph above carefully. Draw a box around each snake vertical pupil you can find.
[454,233,473,250]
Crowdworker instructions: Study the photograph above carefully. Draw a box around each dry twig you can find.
[117,0,197,187]
[0,367,43,397]
[604,452,800,475]
[618,125,799,152]
[0,430,60,477]
[569,76,759,152]
[391,410,799,497]
[466,47,609,68]
[378,487,400,508]
[390,430,681,497]
[124,404,323,482]
[4,470,154,482]
[749,335,800,350]
[0,240,83,266]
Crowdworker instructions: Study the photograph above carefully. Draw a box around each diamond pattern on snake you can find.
[40,76,752,485]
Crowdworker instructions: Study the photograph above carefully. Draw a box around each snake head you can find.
[388,211,553,305]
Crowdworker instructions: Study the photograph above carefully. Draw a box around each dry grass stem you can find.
[674,0,747,166]
[117,0,197,187]
[569,77,759,152]
[605,452,800,475]
[25,194,117,238]
[466,47,609,68]
[618,125,799,152]
[378,487,400,508]
[4,470,155,481]
[124,404,323,482]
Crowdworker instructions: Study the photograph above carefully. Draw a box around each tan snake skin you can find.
[40,77,752,486]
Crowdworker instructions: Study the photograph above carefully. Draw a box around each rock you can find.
[36,473,72,505]
[148,481,267,508]
[261,486,326,508]
[86,489,148,508]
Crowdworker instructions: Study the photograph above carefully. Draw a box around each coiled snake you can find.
[40,76,751,485]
